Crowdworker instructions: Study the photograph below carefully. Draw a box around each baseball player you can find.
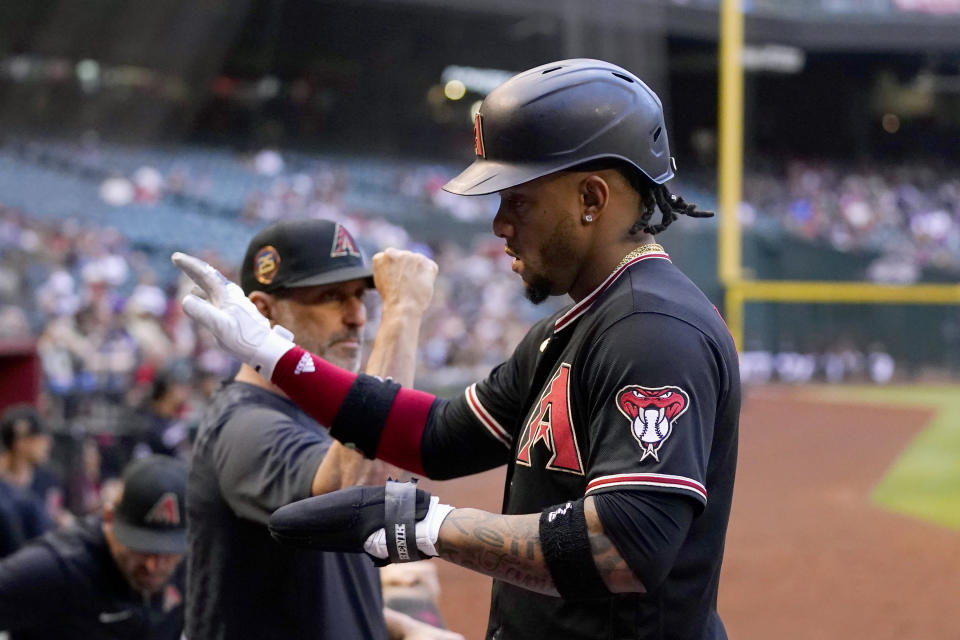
[0,455,187,639]
[174,59,740,640]
[185,219,462,640]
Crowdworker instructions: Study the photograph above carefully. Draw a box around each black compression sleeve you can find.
[329,374,401,457]
[591,490,696,593]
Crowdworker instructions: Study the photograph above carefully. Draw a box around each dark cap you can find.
[240,219,374,295]
[0,404,47,451]
[113,455,187,555]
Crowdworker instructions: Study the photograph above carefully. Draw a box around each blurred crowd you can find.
[742,159,960,280]
[739,344,896,385]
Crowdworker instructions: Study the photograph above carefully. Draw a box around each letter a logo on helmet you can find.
[473,113,486,159]
[443,58,675,197]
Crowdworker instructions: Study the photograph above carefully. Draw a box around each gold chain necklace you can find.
[614,243,664,273]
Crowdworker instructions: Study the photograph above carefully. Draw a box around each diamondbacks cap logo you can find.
[145,492,181,526]
[473,112,486,159]
[616,385,690,462]
[330,223,361,258]
[254,245,281,285]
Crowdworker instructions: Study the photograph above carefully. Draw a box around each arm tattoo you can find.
[584,497,646,593]
[436,509,559,597]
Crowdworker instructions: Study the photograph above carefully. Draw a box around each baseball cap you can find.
[112,455,187,555]
[240,219,374,295]
[0,405,48,451]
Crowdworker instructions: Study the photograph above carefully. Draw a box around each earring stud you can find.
[584,214,593,223]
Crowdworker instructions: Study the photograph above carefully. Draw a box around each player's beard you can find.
[523,276,552,304]
[522,213,578,305]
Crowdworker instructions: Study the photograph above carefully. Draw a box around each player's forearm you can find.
[366,248,436,389]
[435,498,644,597]
[355,303,428,483]
[365,302,425,388]
[311,442,381,494]
[435,508,558,596]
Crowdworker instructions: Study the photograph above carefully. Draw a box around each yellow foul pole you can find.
[718,0,745,348]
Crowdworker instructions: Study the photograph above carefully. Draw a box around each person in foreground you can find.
[174,58,740,640]
[0,455,187,639]
[185,218,461,640]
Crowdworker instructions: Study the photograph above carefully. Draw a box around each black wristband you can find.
[330,374,401,457]
[539,499,610,601]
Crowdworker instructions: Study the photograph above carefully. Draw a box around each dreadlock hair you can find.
[569,158,714,235]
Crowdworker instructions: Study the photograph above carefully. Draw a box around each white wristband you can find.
[415,497,455,557]
[251,325,295,380]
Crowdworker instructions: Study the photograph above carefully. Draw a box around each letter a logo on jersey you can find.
[145,492,181,526]
[515,363,584,475]
[330,224,361,258]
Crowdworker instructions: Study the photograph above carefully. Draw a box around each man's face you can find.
[493,173,584,303]
[13,429,51,466]
[103,523,183,594]
[25,434,51,465]
[269,279,368,372]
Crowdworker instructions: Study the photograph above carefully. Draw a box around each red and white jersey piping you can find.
[554,251,670,333]
[465,383,512,449]
[585,472,707,503]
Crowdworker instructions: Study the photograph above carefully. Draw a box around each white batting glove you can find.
[172,252,295,379]
[363,496,456,560]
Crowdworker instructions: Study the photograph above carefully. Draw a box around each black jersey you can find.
[186,381,386,640]
[448,250,739,640]
[0,517,185,640]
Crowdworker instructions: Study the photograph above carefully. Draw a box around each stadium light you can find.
[441,65,514,96]
[443,80,467,101]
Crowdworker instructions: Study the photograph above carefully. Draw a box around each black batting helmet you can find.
[443,58,674,196]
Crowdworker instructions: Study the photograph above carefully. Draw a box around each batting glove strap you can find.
[384,479,421,563]
[361,495,455,561]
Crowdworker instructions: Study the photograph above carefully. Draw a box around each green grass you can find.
[802,385,960,531]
